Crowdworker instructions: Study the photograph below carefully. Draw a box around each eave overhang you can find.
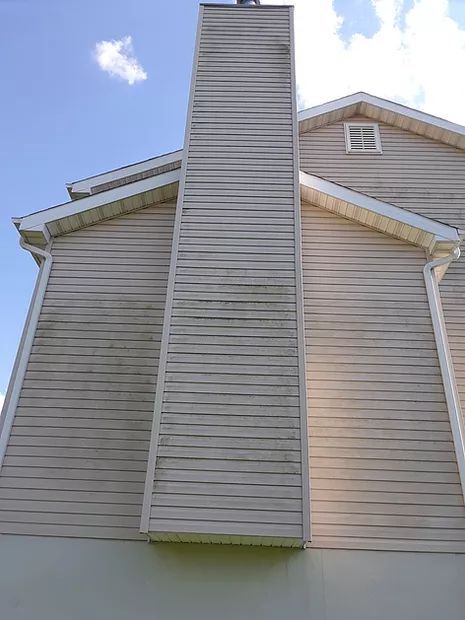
[15,169,181,247]
[299,171,460,256]
[14,166,460,260]
[298,92,465,151]
[66,149,183,199]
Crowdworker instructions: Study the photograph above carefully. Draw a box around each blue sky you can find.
[2,0,465,401]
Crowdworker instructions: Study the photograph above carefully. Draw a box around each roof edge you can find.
[299,92,465,136]
[299,170,460,253]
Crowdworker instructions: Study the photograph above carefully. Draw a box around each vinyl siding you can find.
[145,5,308,544]
[0,202,175,539]
[302,202,465,552]
[299,115,465,228]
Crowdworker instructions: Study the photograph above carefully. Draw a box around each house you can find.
[1,1,465,618]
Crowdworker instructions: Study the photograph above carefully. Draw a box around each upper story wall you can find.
[2,195,465,551]
[302,202,465,552]
[0,203,175,539]
[299,115,465,229]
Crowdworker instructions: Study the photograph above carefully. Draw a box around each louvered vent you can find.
[344,123,382,153]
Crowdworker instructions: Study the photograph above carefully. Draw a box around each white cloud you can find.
[95,35,147,85]
[267,0,465,125]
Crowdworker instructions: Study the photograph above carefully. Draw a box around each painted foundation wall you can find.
[1,535,465,620]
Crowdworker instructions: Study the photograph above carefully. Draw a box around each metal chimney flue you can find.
[237,0,261,5]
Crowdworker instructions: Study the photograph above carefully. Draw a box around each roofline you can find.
[298,92,465,140]
[66,149,183,197]
[15,164,459,258]
[18,168,181,232]
[299,170,460,252]
[59,93,465,202]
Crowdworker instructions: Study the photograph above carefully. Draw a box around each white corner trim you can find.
[299,170,460,244]
[424,248,465,503]
[0,240,53,472]
[290,4,311,548]
[67,149,183,196]
[298,92,465,139]
[140,7,205,536]
[18,168,181,232]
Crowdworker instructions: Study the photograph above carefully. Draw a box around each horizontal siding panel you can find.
[303,202,465,552]
[0,202,175,539]
[300,115,465,227]
[147,4,305,544]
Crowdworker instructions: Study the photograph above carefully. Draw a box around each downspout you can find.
[423,247,465,502]
[0,239,53,471]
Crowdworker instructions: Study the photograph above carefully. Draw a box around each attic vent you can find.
[344,123,382,154]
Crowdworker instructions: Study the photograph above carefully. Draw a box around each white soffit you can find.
[66,149,183,198]
[298,92,465,151]
[299,170,460,254]
[17,168,181,242]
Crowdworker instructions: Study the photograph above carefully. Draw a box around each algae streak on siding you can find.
[143,4,310,546]
[0,203,175,539]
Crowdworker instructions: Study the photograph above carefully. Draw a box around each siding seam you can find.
[290,6,311,546]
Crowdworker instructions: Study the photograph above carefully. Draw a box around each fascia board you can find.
[299,170,460,243]
[18,168,181,232]
[298,92,465,141]
[67,149,183,195]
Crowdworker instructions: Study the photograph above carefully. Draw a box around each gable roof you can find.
[13,92,465,252]
[298,92,465,151]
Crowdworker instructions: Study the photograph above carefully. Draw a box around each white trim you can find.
[299,171,459,245]
[67,150,183,196]
[18,168,181,232]
[344,122,382,154]
[140,6,205,535]
[0,240,53,472]
[298,92,465,140]
[290,6,311,548]
[18,167,457,248]
[423,249,465,503]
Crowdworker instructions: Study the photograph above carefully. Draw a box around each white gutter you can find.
[423,248,465,502]
[0,240,53,471]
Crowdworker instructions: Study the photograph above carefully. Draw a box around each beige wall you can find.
[146,4,308,544]
[299,115,465,228]
[2,199,465,551]
[0,203,175,539]
[1,536,465,620]
[302,202,465,552]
